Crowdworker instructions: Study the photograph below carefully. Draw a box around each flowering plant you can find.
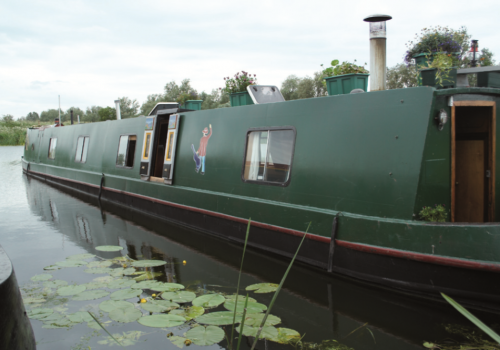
[221,71,257,94]
[404,26,466,66]
[419,204,447,222]
[321,59,369,77]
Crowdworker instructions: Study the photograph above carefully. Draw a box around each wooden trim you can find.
[149,176,164,183]
[142,132,152,160]
[452,100,496,222]
[165,131,174,161]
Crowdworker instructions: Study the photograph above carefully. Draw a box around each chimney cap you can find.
[363,14,392,22]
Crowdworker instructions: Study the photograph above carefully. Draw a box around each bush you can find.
[419,204,448,222]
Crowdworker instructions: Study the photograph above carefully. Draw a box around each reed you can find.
[0,121,49,146]
[87,311,124,347]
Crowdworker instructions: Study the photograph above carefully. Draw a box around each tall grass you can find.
[0,121,49,146]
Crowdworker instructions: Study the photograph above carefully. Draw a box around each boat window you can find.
[143,132,152,159]
[75,136,90,163]
[242,128,295,185]
[116,135,137,168]
[48,138,57,159]
[165,131,174,161]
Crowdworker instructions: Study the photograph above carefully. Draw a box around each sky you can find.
[1,0,499,118]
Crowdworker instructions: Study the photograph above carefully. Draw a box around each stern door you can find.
[162,114,180,185]
[139,116,156,180]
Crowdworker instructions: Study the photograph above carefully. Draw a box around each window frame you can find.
[74,135,90,163]
[241,126,297,187]
[115,134,137,168]
[48,138,57,160]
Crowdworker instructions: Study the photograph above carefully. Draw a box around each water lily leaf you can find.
[195,311,241,325]
[170,306,204,321]
[224,300,267,314]
[246,283,278,294]
[43,265,61,270]
[244,313,281,327]
[108,278,136,289]
[93,276,114,283]
[141,300,179,313]
[72,290,110,301]
[110,288,142,300]
[169,336,187,349]
[98,331,145,347]
[95,245,123,252]
[109,307,142,323]
[27,308,53,320]
[138,314,186,328]
[110,267,136,277]
[23,297,46,304]
[41,312,65,321]
[131,280,162,290]
[66,253,95,260]
[150,283,185,292]
[31,274,52,282]
[82,281,108,290]
[99,300,135,313]
[161,291,196,303]
[192,294,225,308]
[131,260,166,268]
[186,325,224,346]
[43,317,76,329]
[43,279,68,289]
[57,285,86,296]
[133,271,162,281]
[237,325,279,339]
[68,311,93,323]
[225,294,257,303]
[268,328,301,344]
[87,260,113,268]
[55,260,88,267]
[84,267,113,274]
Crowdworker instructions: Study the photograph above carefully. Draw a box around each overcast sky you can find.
[1,0,498,118]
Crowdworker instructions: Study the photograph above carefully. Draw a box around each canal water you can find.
[0,146,497,350]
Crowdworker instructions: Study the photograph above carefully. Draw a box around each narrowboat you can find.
[21,17,500,311]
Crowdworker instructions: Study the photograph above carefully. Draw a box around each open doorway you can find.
[452,101,496,222]
[149,116,170,181]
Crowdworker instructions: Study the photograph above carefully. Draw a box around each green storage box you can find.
[183,100,203,110]
[477,72,500,88]
[420,68,457,89]
[324,74,369,96]
[230,92,254,107]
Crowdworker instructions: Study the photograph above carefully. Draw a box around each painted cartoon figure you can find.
[191,124,212,174]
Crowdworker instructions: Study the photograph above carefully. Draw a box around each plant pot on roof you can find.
[177,92,202,110]
[322,59,369,96]
[222,71,257,107]
[418,52,458,89]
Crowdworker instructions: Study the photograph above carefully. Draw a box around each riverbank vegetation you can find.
[0,119,51,146]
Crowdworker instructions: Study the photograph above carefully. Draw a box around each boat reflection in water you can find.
[24,176,497,350]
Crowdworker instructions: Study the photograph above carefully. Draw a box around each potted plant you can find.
[176,92,203,110]
[221,71,257,107]
[420,52,458,89]
[321,59,369,96]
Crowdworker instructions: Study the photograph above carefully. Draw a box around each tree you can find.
[40,109,60,122]
[26,112,39,121]
[118,97,140,119]
[82,106,101,123]
[281,75,301,101]
[2,114,14,122]
[200,89,230,110]
[280,72,327,101]
[386,64,418,89]
[164,79,198,102]
[479,48,496,67]
[60,107,86,123]
[98,107,116,121]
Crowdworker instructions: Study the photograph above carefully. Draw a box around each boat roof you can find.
[148,102,179,116]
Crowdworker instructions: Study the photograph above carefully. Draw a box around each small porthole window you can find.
[48,138,57,159]
[242,127,296,186]
[75,136,90,163]
[116,135,137,168]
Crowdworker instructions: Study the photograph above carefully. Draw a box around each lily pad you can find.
[138,314,186,328]
[110,267,136,277]
[195,311,241,326]
[87,260,113,268]
[43,265,61,270]
[225,294,257,303]
[57,285,86,296]
[133,271,162,281]
[95,245,123,252]
[55,260,88,268]
[27,308,53,320]
[109,307,143,323]
[84,267,114,274]
[82,281,108,290]
[224,300,267,314]
[186,325,224,346]
[66,253,95,260]
[237,325,279,339]
[108,279,136,289]
[244,313,281,327]
[169,336,187,349]
[98,331,145,347]
[131,280,163,290]
[43,279,68,289]
[99,300,135,313]
[161,291,196,303]
[150,283,185,292]
[31,274,52,282]
[192,294,225,308]
[72,290,110,301]
[170,306,205,321]
[246,283,279,294]
[131,260,167,268]
[68,311,93,323]
[23,297,46,304]
[141,300,179,313]
[93,276,115,283]
[41,312,65,322]
[110,288,142,300]
[43,318,76,329]
[269,328,301,344]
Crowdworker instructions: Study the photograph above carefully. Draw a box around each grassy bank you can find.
[0,121,50,146]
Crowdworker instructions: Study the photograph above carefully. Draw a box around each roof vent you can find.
[247,85,285,104]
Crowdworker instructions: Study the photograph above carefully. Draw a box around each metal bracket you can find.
[98,173,105,200]
[327,212,342,273]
